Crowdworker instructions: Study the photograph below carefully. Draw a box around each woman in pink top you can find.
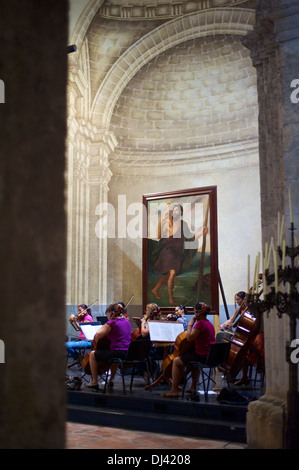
[85,302,131,390]
[66,304,93,365]
[164,302,215,397]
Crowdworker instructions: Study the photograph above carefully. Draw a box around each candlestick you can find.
[282,239,286,269]
[273,248,278,293]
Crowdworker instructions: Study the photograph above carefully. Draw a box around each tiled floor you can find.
[66,422,246,449]
[65,354,264,450]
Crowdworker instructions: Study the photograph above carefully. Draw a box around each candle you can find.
[282,239,286,269]
[256,252,260,292]
[263,254,267,296]
[254,253,259,293]
[266,237,273,269]
[279,215,285,246]
[247,255,250,292]
[289,188,293,223]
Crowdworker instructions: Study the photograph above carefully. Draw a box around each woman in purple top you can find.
[85,302,131,390]
[164,301,215,397]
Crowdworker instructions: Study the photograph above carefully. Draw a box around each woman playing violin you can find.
[164,302,215,398]
[167,305,188,331]
[85,302,131,390]
[140,303,162,383]
[66,304,93,366]
[140,303,162,338]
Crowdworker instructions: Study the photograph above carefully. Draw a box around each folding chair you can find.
[103,338,153,394]
[182,342,231,400]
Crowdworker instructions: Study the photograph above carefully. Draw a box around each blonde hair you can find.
[146,303,161,320]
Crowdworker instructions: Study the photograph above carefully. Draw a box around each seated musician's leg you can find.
[189,368,200,394]
[109,363,119,386]
[85,350,99,387]
[164,356,185,397]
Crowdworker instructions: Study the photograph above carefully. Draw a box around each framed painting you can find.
[142,186,219,315]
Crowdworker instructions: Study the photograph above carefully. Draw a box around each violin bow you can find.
[81,299,99,315]
[124,294,134,310]
[182,295,196,308]
[70,299,99,331]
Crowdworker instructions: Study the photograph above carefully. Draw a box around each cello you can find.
[160,331,194,379]
[225,284,262,379]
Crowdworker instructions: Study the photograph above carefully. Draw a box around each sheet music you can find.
[79,323,102,341]
[148,321,184,342]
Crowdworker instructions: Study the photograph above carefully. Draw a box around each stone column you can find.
[88,131,115,309]
[0,1,68,448]
[242,0,299,449]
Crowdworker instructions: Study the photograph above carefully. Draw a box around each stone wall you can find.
[0,0,68,448]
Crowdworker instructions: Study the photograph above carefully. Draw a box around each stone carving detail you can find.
[98,0,249,20]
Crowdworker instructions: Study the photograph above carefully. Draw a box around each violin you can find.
[166,313,179,322]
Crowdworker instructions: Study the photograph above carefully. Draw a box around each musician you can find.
[164,301,215,398]
[167,305,188,331]
[220,291,246,331]
[118,301,129,319]
[85,302,131,390]
[140,303,162,338]
[66,304,93,366]
[140,303,162,383]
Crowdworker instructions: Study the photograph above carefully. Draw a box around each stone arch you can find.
[91,7,255,127]
[69,0,105,51]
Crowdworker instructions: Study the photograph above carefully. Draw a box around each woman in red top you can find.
[164,302,215,397]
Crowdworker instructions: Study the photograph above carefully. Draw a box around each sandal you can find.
[187,392,200,402]
[234,378,250,386]
[84,382,99,390]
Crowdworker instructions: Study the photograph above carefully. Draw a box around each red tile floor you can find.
[66,422,246,449]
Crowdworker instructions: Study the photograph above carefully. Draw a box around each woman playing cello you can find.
[164,302,215,398]
[220,291,246,331]
[85,302,131,390]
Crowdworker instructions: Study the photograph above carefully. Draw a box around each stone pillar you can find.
[0,1,68,448]
[242,0,299,448]
[89,131,115,308]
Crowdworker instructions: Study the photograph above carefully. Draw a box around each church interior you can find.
[0,0,298,450]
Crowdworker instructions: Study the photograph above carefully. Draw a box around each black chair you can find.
[103,338,153,394]
[182,342,231,400]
